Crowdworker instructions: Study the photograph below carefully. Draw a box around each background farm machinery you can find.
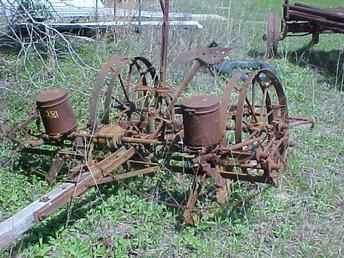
[265,0,344,57]
[0,0,312,249]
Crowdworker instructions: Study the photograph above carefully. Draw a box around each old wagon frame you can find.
[265,0,344,57]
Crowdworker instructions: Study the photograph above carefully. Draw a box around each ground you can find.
[0,0,344,257]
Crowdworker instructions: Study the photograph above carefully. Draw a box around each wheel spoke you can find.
[102,84,113,124]
[118,74,131,103]
[245,97,259,123]
[260,87,268,123]
[89,55,164,135]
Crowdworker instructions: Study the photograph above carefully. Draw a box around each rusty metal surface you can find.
[288,116,314,128]
[159,0,169,85]
[0,0,315,247]
[4,67,300,232]
[287,3,344,23]
[88,55,130,129]
[266,13,280,58]
[175,47,231,65]
[36,88,77,136]
[46,156,64,184]
[265,1,344,57]
[182,95,223,147]
[169,60,202,110]
[0,147,144,248]
[35,147,136,221]
[2,64,309,242]
[88,55,160,130]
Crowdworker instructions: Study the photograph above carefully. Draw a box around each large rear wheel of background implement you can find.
[265,12,280,58]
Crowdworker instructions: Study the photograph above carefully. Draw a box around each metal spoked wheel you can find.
[88,55,160,132]
[234,69,288,144]
[223,70,289,182]
[252,70,289,182]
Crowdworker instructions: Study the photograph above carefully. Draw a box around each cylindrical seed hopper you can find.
[182,95,224,147]
[36,88,77,136]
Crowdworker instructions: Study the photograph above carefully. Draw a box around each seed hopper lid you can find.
[182,95,220,112]
[36,88,68,105]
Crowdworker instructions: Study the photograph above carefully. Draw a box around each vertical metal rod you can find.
[159,0,169,86]
[95,0,98,22]
[168,60,202,110]
[138,0,142,32]
[113,0,117,19]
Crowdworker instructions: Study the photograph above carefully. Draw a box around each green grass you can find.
[1,0,344,257]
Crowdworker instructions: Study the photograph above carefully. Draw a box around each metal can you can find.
[182,95,223,147]
[36,88,77,136]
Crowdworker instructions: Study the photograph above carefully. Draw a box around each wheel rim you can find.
[88,56,159,132]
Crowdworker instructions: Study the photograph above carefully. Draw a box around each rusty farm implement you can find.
[0,0,312,249]
[265,0,344,57]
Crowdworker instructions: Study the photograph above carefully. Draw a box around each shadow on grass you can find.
[121,174,264,231]
[288,46,344,90]
[13,152,54,181]
[214,184,271,224]
[5,168,266,255]
[248,45,344,91]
